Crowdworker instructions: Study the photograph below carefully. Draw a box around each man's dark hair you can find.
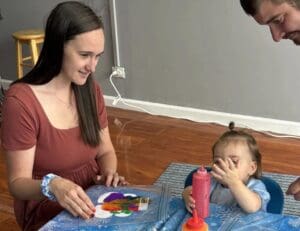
[240,0,299,16]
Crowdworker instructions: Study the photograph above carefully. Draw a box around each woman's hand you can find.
[182,186,195,213]
[50,177,95,219]
[93,172,129,187]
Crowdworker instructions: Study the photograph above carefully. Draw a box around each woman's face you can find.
[60,29,105,85]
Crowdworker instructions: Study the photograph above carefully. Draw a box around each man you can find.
[240,0,300,201]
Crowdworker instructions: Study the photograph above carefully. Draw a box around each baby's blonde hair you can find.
[212,122,262,178]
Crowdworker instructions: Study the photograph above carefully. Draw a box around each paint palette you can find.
[95,192,150,218]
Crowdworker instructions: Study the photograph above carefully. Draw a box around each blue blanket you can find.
[41,185,300,231]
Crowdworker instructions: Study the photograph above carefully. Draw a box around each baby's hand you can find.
[182,186,195,213]
[211,158,240,187]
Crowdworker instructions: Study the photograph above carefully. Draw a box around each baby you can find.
[182,123,270,213]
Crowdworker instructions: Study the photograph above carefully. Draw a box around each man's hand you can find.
[286,177,300,200]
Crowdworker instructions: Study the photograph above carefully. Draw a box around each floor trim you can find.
[104,95,300,137]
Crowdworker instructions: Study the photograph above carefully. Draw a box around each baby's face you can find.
[213,141,257,183]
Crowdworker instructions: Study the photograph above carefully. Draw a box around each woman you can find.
[1,1,126,230]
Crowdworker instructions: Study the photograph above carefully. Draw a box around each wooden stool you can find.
[12,29,45,78]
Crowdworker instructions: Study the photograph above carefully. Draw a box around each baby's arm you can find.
[211,158,261,213]
[227,179,261,213]
[182,186,195,213]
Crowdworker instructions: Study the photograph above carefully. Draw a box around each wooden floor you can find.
[1,107,300,230]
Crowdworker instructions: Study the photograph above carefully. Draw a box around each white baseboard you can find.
[104,95,300,138]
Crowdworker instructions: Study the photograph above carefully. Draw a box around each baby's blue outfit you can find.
[210,177,270,211]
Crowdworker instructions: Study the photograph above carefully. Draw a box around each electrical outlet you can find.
[112,66,126,79]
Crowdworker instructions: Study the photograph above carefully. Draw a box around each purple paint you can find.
[104,192,125,202]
